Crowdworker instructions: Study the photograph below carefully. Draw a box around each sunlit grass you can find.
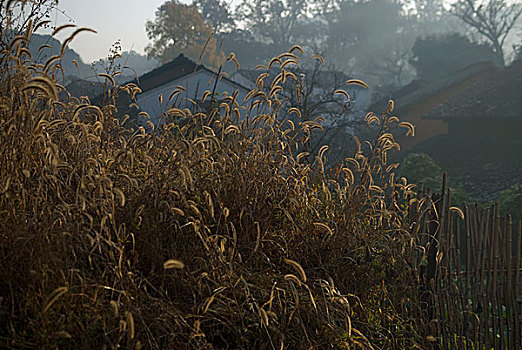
[0,4,438,349]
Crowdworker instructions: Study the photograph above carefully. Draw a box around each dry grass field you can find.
[0,3,439,349]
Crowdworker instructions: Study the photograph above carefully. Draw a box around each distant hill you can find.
[93,50,160,83]
[27,34,159,84]
[28,33,94,83]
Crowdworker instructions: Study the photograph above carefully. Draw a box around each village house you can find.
[370,59,522,201]
[372,61,498,149]
[124,53,251,126]
[415,59,522,201]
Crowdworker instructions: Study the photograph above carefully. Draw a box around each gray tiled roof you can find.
[424,60,522,121]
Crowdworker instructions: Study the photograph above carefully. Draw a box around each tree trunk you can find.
[493,40,505,67]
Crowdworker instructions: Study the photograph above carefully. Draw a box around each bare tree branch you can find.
[451,0,522,66]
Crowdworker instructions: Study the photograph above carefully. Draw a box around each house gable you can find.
[136,69,250,123]
[126,54,250,123]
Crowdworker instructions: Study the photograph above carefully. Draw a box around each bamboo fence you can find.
[419,176,522,349]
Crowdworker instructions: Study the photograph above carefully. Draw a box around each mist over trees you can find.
[14,0,521,94]
[146,0,522,97]
[193,0,235,33]
[410,32,497,82]
[451,0,522,66]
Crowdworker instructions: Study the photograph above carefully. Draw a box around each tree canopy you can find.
[236,0,317,51]
[143,0,515,91]
[451,0,522,66]
[500,183,522,219]
[326,0,415,87]
[398,153,444,191]
[145,0,225,68]
[410,32,497,82]
[193,0,235,33]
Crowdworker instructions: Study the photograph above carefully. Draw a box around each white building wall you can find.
[136,70,250,125]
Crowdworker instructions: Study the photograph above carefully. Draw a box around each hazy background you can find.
[54,0,193,62]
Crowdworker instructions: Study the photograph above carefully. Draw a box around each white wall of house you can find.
[135,68,370,134]
[136,69,250,125]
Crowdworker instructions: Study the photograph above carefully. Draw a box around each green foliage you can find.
[398,153,443,191]
[410,32,497,82]
[450,186,473,208]
[398,153,471,205]
[500,183,522,219]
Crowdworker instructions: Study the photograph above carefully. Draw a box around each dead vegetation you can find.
[0,4,434,349]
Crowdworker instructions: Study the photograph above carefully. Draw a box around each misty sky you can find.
[51,0,193,63]
[49,0,514,64]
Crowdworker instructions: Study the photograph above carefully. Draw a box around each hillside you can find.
[28,34,159,84]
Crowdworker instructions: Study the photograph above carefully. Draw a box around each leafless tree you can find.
[451,0,522,66]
